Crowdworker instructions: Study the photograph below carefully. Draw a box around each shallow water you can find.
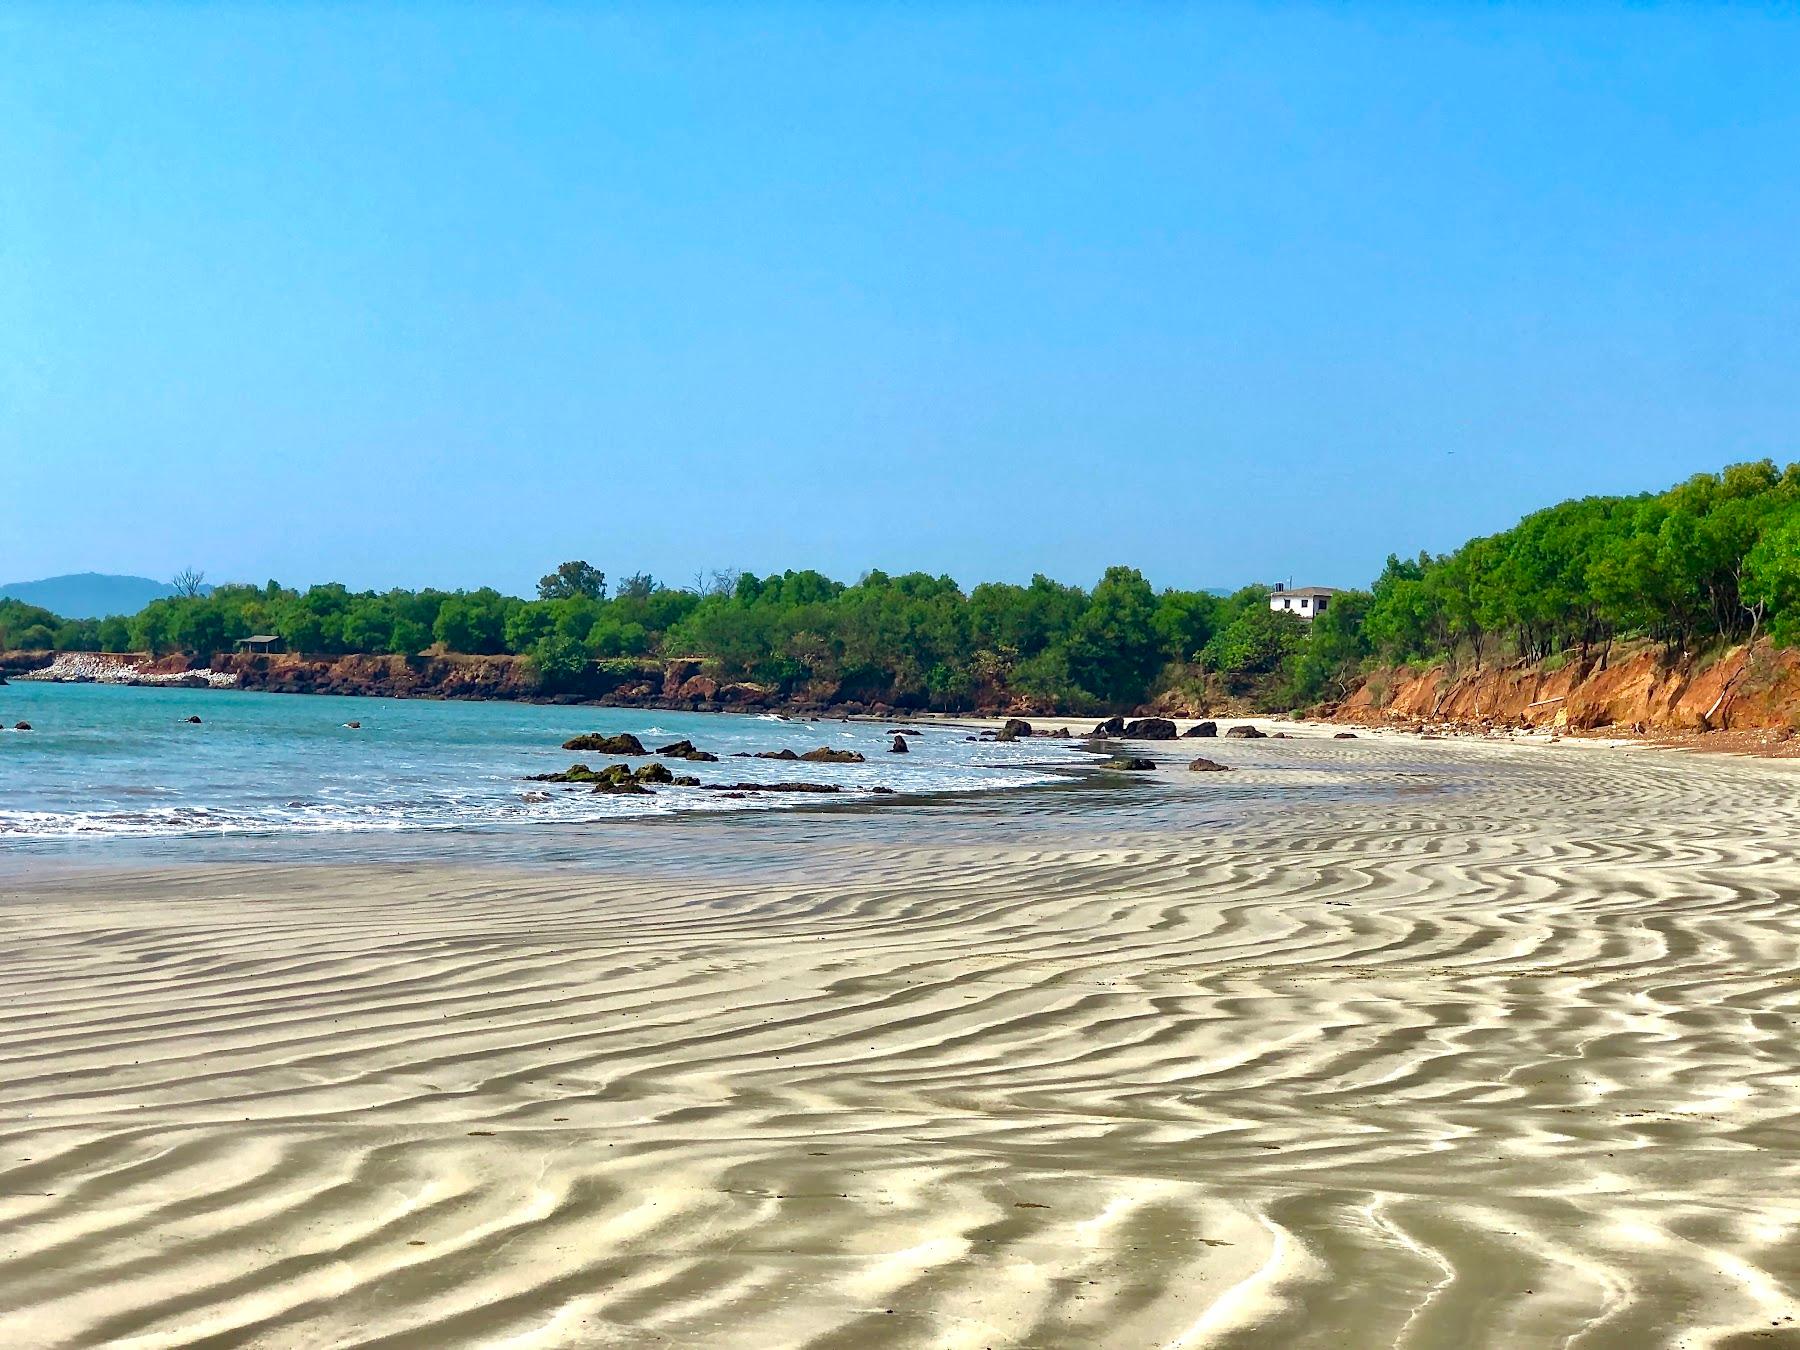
[0,681,1086,850]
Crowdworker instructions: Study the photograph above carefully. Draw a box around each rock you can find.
[799,747,865,763]
[1091,716,1126,737]
[889,735,909,753]
[999,718,1033,739]
[870,785,897,794]
[1121,718,1177,740]
[702,781,843,794]
[1224,725,1266,739]
[752,749,800,761]
[1046,727,1071,738]
[344,721,362,729]
[562,732,646,755]
[521,790,551,803]
[671,774,701,787]
[654,739,719,762]
[13,722,30,731]
[1187,757,1231,772]
[1183,721,1218,738]
[1103,757,1157,771]
[184,715,202,724]
[634,762,675,784]
[1270,732,1291,739]
[1334,732,1358,739]
[591,779,654,795]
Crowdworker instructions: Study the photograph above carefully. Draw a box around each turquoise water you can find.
[0,682,1083,846]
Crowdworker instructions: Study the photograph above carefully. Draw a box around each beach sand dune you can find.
[1,738,1797,1347]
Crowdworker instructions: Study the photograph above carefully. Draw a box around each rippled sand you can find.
[2,736,1798,1347]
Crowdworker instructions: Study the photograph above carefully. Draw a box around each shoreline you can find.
[3,731,1797,1345]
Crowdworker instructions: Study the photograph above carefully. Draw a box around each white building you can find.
[1269,584,1339,621]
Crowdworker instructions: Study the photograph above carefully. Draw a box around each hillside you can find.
[0,573,181,619]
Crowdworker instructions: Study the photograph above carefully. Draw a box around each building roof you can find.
[1276,586,1339,599]
[239,634,282,643]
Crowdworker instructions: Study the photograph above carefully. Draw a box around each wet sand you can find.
[1,733,1797,1347]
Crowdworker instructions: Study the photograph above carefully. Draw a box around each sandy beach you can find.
[2,730,1798,1348]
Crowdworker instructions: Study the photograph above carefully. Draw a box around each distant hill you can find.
[0,573,190,619]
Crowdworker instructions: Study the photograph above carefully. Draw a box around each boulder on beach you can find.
[870,785,897,794]
[1121,717,1177,740]
[562,732,646,755]
[1045,727,1071,738]
[654,739,719,762]
[635,762,675,784]
[996,718,1033,741]
[1091,716,1127,737]
[1103,757,1157,771]
[1187,757,1231,772]
[889,735,909,753]
[1224,725,1267,739]
[1183,721,1218,738]
[799,747,865,763]
[1334,732,1358,739]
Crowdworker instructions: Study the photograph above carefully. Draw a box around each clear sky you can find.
[4,4,1797,597]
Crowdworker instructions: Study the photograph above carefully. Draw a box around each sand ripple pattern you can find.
[1,737,1798,1347]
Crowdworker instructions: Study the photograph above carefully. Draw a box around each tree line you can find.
[3,459,1797,711]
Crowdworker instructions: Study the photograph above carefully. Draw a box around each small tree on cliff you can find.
[537,561,607,602]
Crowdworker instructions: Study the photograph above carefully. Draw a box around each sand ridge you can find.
[0,735,1797,1347]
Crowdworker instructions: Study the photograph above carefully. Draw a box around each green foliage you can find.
[1202,605,1307,681]
[1362,460,1800,664]
[537,560,607,601]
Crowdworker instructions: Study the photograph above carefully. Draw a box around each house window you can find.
[1280,598,1289,608]
[1316,596,1329,612]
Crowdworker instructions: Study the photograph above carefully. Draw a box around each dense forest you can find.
[3,460,1798,713]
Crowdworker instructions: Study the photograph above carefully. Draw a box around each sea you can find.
[0,681,1089,857]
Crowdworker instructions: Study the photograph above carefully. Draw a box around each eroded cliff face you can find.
[1337,640,1800,735]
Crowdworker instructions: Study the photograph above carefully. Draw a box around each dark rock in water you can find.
[184,715,202,724]
[1224,725,1267,739]
[671,774,701,787]
[13,721,30,731]
[997,718,1033,741]
[889,735,909,753]
[563,732,646,755]
[591,779,654,795]
[1188,757,1231,772]
[752,749,800,761]
[1102,756,1156,771]
[1091,716,1126,737]
[1046,727,1071,738]
[1183,721,1218,738]
[870,785,897,794]
[1334,731,1358,739]
[527,762,600,783]
[1270,732,1291,739]
[344,721,362,729]
[654,739,719,762]
[799,747,864,763]
[702,781,842,794]
[634,761,675,784]
[1122,717,1177,740]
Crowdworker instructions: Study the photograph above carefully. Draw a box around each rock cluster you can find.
[562,732,646,755]
[654,739,719,762]
[1182,721,1218,738]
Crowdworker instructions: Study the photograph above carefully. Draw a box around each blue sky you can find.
[4,4,1797,597]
